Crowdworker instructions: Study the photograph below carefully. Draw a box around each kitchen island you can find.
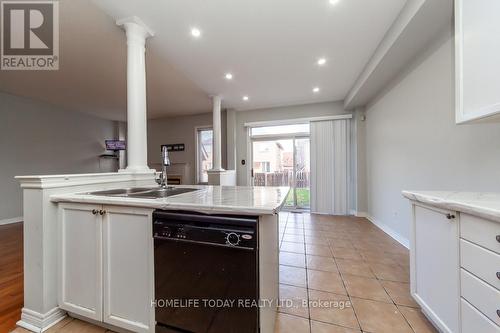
[15,172,288,333]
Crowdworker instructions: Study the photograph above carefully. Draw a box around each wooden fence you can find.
[254,170,310,187]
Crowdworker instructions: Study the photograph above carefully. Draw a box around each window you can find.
[196,128,213,183]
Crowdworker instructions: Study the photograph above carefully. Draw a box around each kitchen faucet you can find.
[158,146,171,188]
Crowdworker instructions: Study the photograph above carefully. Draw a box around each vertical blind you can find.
[310,119,350,215]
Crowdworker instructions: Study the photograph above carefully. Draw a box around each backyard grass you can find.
[285,188,310,207]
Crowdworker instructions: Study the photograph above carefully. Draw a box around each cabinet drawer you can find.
[460,214,500,254]
[461,239,500,290]
[461,269,500,325]
[461,298,500,333]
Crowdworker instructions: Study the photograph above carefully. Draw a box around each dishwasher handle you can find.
[153,210,258,228]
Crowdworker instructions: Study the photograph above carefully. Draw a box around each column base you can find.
[119,166,156,173]
[208,167,225,172]
[17,307,67,333]
[207,169,236,186]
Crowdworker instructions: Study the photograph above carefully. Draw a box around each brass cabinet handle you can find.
[92,209,98,215]
[99,210,106,215]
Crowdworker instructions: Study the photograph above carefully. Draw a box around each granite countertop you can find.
[402,191,500,223]
[51,185,290,215]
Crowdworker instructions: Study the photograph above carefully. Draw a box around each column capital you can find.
[209,94,223,102]
[116,16,155,39]
[211,95,222,108]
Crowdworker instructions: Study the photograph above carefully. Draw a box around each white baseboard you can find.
[17,307,66,333]
[364,214,409,249]
[0,216,23,225]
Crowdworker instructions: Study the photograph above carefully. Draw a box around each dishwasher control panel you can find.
[153,211,258,250]
[154,224,187,239]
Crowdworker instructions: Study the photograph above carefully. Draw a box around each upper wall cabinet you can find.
[455,0,500,123]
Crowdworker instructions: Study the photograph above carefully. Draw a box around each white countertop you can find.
[51,185,290,215]
[402,191,500,223]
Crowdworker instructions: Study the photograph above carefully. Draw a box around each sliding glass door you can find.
[251,136,310,209]
[294,138,310,209]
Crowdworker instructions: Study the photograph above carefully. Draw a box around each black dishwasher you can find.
[153,210,259,333]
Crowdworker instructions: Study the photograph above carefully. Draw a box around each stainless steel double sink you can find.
[87,187,200,199]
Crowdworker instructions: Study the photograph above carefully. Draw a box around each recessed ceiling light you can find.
[313,87,320,93]
[191,27,201,38]
[225,73,233,80]
[243,96,249,101]
[329,0,339,5]
[317,58,327,66]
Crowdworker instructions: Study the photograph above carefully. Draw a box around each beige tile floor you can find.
[275,212,437,333]
[11,213,437,333]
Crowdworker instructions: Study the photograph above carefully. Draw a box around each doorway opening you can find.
[249,124,310,210]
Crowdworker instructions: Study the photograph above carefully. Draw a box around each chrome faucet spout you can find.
[160,146,171,188]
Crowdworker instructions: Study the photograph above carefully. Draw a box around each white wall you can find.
[364,29,500,244]
[148,112,229,184]
[234,101,352,185]
[0,92,117,221]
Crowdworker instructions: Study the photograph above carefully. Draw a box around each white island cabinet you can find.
[404,191,500,333]
[58,203,155,333]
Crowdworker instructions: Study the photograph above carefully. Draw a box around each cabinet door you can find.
[411,204,460,333]
[102,206,154,333]
[58,203,102,321]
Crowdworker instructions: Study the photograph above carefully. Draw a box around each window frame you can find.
[249,123,310,138]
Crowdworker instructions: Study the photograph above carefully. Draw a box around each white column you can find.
[116,17,154,173]
[211,95,224,171]
[207,98,237,185]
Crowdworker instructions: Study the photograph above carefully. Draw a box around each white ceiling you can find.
[0,0,408,119]
[95,0,407,111]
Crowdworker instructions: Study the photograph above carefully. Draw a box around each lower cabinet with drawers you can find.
[409,203,500,333]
